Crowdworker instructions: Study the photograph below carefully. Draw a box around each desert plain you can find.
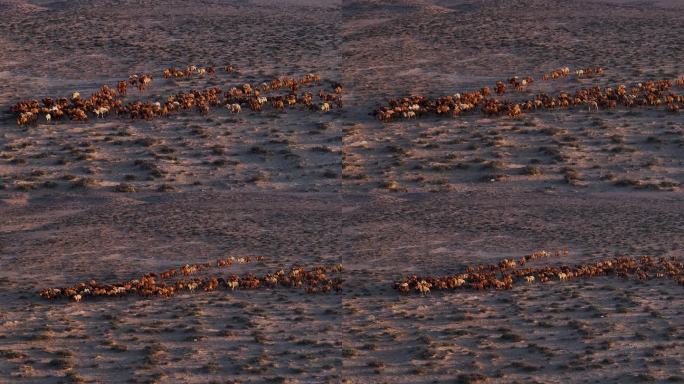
[0,0,683,383]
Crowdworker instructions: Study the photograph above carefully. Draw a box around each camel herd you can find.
[10,65,682,126]
[163,64,216,79]
[10,66,341,126]
[38,256,344,302]
[37,248,683,303]
[394,251,684,295]
[373,68,684,122]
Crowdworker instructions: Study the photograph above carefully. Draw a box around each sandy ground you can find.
[0,190,682,383]
[0,0,683,383]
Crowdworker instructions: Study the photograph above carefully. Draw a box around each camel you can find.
[320,102,331,112]
[416,280,431,295]
[229,103,241,114]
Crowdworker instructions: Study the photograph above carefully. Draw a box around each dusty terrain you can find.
[0,0,683,383]
[0,191,682,383]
